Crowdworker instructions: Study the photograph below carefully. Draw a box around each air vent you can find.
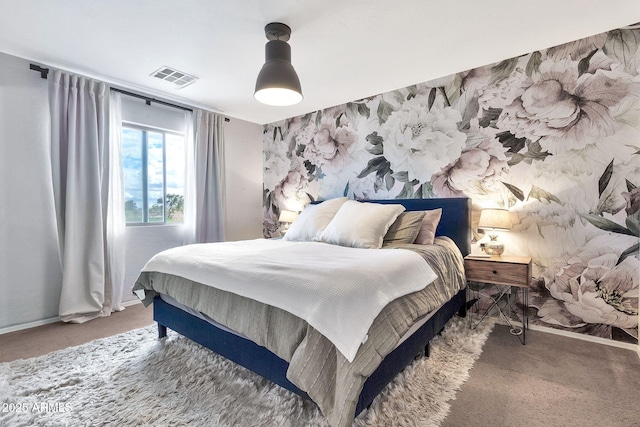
[150,66,198,89]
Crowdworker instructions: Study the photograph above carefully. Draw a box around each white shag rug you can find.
[0,316,493,427]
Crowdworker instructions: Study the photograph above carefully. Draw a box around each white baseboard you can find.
[527,324,638,352]
[0,316,61,335]
[480,313,638,352]
[0,299,143,335]
[121,299,142,308]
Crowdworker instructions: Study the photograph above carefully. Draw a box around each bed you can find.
[133,197,471,427]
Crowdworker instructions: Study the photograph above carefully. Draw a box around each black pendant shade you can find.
[254,23,303,106]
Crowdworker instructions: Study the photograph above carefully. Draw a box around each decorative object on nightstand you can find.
[464,255,532,344]
[278,209,298,231]
[478,208,511,256]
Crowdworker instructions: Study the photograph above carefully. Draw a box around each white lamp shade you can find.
[278,209,298,223]
[478,208,511,231]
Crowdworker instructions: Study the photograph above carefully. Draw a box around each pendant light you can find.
[254,22,303,106]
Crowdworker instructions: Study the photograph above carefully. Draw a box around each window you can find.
[122,124,185,224]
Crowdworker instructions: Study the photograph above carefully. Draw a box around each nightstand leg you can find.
[523,287,528,345]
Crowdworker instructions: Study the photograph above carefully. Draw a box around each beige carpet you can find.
[443,325,640,427]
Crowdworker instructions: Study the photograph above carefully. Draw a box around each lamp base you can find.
[484,241,505,256]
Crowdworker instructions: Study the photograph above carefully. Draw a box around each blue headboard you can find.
[313,198,471,256]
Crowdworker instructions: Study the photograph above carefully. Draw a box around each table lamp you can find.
[478,208,511,256]
[278,209,298,231]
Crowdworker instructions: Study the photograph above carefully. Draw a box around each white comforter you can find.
[141,239,437,362]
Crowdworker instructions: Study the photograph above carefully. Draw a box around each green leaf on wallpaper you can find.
[335,113,344,129]
[396,182,415,199]
[406,85,418,100]
[412,184,423,199]
[392,90,406,105]
[508,141,552,166]
[393,171,409,183]
[288,134,297,157]
[627,179,637,192]
[357,103,371,119]
[366,144,383,156]
[427,87,437,111]
[377,98,394,125]
[528,185,562,205]
[489,57,518,86]
[457,91,479,132]
[385,173,395,191]
[524,141,551,163]
[604,28,640,68]
[315,110,323,127]
[366,131,384,146]
[343,182,350,198]
[438,87,451,107]
[444,74,463,106]
[376,160,392,178]
[578,49,598,77]
[299,112,312,130]
[345,103,359,124]
[599,159,614,197]
[618,243,639,265]
[501,181,525,201]
[478,107,502,128]
[506,152,524,167]
[626,211,640,236]
[580,213,635,236]
[295,143,306,158]
[357,156,389,178]
[525,51,542,77]
[497,131,527,153]
[421,181,435,198]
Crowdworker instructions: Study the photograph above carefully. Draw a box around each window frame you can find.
[122,121,185,226]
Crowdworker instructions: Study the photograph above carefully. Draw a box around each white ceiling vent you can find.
[150,66,198,89]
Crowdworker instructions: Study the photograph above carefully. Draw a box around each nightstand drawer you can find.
[465,258,530,287]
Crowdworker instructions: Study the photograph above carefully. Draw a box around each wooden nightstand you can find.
[464,255,532,344]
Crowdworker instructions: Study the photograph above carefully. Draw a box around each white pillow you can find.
[319,200,406,249]
[283,197,348,241]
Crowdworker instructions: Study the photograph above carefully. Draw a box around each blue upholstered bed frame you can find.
[153,197,471,416]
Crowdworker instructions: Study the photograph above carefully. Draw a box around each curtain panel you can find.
[48,70,126,323]
[191,109,226,243]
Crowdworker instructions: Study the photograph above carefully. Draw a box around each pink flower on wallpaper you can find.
[497,54,635,154]
[539,245,639,337]
[381,101,466,183]
[273,158,316,210]
[431,133,509,198]
[300,114,357,174]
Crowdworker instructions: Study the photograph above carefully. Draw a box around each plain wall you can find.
[0,52,62,329]
[0,51,264,328]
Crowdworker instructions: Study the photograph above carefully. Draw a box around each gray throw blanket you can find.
[132,237,465,427]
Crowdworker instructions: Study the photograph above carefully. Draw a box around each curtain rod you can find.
[29,63,229,121]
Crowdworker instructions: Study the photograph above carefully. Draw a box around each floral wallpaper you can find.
[263,24,640,344]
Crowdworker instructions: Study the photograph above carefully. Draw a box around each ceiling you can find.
[1,1,640,125]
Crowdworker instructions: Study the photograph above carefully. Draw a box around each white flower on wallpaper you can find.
[380,101,467,183]
[263,24,640,343]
